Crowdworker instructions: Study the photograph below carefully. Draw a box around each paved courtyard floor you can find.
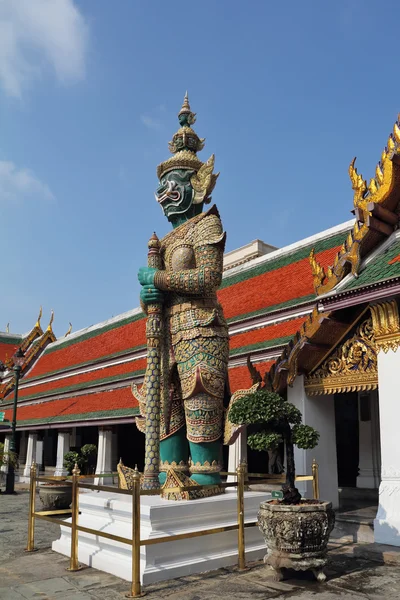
[1,489,400,600]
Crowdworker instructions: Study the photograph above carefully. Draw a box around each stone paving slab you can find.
[1,490,400,600]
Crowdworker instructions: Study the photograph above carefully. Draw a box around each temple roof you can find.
[340,233,400,293]
[0,332,23,364]
[0,217,358,428]
[2,387,139,428]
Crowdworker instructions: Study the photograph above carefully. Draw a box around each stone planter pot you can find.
[258,500,335,582]
[38,483,73,511]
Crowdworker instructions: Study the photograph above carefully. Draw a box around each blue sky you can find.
[1,0,400,337]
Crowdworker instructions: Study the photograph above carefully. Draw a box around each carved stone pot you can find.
[258,500,335,582]
[38,483,72,511]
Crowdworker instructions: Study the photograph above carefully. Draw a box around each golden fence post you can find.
[312,458,320,500]
[127,466,143,598]
[237,461,246,570]
[67,462,81,572]
[25,462,37,552]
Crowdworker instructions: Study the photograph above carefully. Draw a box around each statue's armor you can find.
[136,93,231,492]
[153,205,229,445]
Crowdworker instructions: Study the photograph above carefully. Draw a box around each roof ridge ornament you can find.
[310,113,400,297]
[35,306,42,329]
[65,322,72,337]
[46,310,54,332]
[6,323,9,333]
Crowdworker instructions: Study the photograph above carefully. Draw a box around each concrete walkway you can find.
[1,489,400,599]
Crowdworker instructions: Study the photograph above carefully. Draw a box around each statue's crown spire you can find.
[157,92,205,179]
[156,93,219,205]
[178,91,196,126]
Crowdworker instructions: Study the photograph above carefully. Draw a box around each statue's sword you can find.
[142,233,163,489]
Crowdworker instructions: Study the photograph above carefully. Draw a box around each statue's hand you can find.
[138,267,157,286]
[140,285,164,305]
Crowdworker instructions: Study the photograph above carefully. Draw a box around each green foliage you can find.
[81,444,97,458]
[229,390,302,427]
[63,451,85,475]
[248,431,283,452]
[228,388,320,503]
[0,442,19,469]
[228,389,319,458]
[63,444,98,475]
[292,424,320,450]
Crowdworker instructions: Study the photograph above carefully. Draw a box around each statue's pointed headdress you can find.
[157,93,219,204]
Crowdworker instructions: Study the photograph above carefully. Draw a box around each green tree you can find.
[63,444,97,476]
[228,389,319,504]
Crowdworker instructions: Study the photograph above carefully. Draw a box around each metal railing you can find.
[26,459,320,598]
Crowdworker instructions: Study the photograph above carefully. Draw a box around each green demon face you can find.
[155,169,195,222]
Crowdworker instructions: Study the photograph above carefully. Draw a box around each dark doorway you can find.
[117,423,145,471]
[335,392,359,487]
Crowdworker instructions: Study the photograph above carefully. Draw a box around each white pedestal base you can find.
[52,489,270,584]
[374,479,400,547]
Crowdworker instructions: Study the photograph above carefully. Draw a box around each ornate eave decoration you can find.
[268,307,332,392]
[0,310,56,401]
[370,300,400,353]
[304,316,377,396]
[310,115,400,296]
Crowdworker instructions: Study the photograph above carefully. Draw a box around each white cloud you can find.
[0,0,88,98]
[140,115,162,130]
[0,160,54,202]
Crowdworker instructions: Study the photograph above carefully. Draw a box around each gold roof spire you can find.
[46,310,54,332]
[35,306,43,329]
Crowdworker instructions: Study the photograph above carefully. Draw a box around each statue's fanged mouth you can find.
[156,180,181,205]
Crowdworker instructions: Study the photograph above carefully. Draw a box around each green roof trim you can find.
[0,335,22,345]
[24,345,147,384]
[227,294,315,324]
[229,335,294,357]
[221,230,349,290]
[13,367,146,403]
[44,311,145,356]
[343,237,400,291]
[16,407,140,427]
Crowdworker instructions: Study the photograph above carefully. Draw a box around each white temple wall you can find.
[374,348,400,546]
[357,390,381,489]
[288,375,339,508]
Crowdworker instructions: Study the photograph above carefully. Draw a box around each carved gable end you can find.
[305,315,377,395]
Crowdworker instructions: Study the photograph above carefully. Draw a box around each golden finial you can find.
[35,306,42,329]
[178,91,196,125]
[5,323,9,333]
[179,91,191,115]
[394,120,400,144]
[46,310,54,332]
[65,322,72,337]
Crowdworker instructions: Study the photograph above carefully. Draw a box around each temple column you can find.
[19,431,28,466]
[370,301,400,546]
[227,429,247,483]
[356,390,380,489]
[23,432,38,478]
[94,427,113,485]
[1,435,11,473]
[54,430,70,477]
[287,375,339,508]
[112,429,118,476]
[374,346,400,545]
[36,437,44,474]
